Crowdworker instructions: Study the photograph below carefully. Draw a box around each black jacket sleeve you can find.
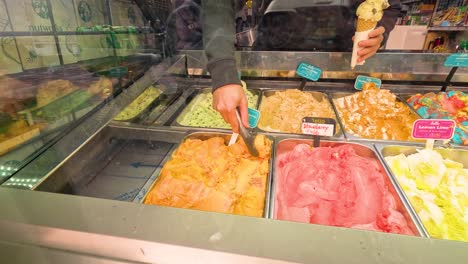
[202,0,242,91]
[377,0,402,46]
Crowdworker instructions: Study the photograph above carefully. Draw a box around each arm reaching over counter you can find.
[203,0,249,133]
[203,0,402,128]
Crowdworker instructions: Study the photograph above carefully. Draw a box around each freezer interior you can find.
[31,126,187,202]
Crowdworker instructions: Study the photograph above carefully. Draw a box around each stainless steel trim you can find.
[182,50,468,83]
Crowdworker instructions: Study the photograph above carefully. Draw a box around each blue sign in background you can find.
[444,53,468,67]
[354,75,382,90]
[248,108,260,128]
[296,62,322,81]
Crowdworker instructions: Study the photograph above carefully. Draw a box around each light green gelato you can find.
[179,82,258,129]
[385,149,468,241]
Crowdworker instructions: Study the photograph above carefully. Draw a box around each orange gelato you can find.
[333,83,419,141]
[144,135,272,217]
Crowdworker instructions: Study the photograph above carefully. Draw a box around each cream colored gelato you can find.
[356,0,390,22]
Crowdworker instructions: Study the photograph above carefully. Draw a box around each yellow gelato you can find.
[356,0,390,22]
[385,149,468,242]
[114,86,161,121]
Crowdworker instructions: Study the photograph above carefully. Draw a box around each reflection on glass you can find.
[174,0,203,50]
[5,0,53,32]
[0,0,161,184]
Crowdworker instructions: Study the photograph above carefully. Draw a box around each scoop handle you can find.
[235,108,259,157]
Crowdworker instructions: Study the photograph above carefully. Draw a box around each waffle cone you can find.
[356,18,377,32]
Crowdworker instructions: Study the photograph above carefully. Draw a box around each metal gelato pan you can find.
[172,88,261,130]
[114,84,181,123]
[270,138,425,237]
[376,144,468,239]
[257,90,343,138]
[140,132,274,218]
[330,92,422,143]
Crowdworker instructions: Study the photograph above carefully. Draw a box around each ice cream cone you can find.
[351,0,389,69]
[356,18,377,32]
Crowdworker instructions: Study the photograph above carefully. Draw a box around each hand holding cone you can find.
[351,0,390,69]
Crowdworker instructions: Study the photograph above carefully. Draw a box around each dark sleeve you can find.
[202,0,242,91]
[378,0,401,45]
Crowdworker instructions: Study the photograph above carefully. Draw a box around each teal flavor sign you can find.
[444,53,468,67]
[296,62,322,81]
[248,108,260,128]
[354,75,382,90]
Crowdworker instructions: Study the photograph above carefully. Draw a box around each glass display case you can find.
[1,1,468,263]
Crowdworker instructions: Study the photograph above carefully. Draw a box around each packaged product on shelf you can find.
[177,81,258,129]
[432,6,467,27]
[385,149,468,242]
[144,134,272,217]
[114,85,162,121]
[407,91,468,146]
[274,143,414,235]
[333,83,419,141]
[258,89,337,134]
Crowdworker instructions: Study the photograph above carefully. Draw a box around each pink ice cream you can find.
[274,144,414,235]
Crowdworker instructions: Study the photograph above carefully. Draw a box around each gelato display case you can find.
[1,1,468,264]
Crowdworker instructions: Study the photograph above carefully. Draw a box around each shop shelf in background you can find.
[428,26,468,31]
[431,5,467,27]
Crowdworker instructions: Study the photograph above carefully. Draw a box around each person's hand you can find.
[212,84,249,133]
[357,26,385,63]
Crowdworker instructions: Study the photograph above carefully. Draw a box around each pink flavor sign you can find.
[412,119,456,140]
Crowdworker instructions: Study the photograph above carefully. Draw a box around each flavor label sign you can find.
[248,108,260,128]
[301,117,336,137]
[444,53,468,67]
[354,75,382,90]
[412,119,456,140]
[296,62,322,81]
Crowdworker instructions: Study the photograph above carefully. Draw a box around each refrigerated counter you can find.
[1,51,468,263]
